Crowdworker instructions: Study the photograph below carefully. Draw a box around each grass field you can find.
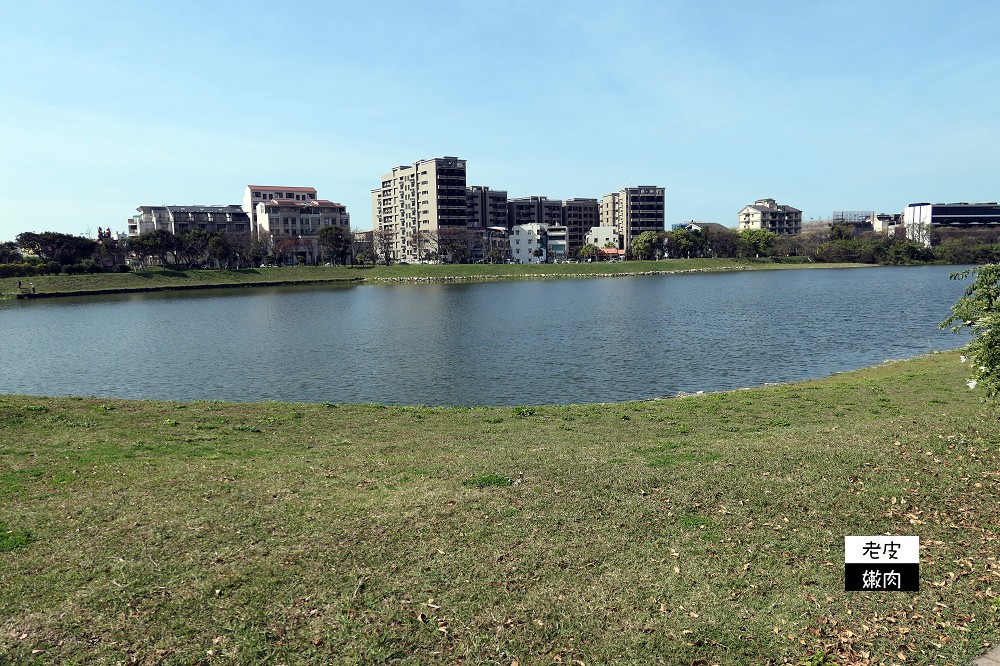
[1,353,997,664]
[0,259,865,300]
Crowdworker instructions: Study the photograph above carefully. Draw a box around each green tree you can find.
[663,229,700,258]
[175,229,211,268]
[133,229,175,267]
[942,264,1000,398]
[317,225,347,265]
[702,226,740,258]
[16,231,97,265]
[354,248,377,265]
[630,231,660,260]
[828,223,854,241]
[0,241,22,263]
[207,235,234,268]
[739,229,776,258]
[578,243,601,260]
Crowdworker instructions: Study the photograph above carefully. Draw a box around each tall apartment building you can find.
[371,157,468,262]
[561,198,599,252]
[507,196,563,227]
[600,186,666,250]
[738,198,802,235]
[128,205,250,236]
[466,186,508,229]
[243,186,318,237]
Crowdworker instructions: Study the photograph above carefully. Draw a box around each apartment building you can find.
[562,198,599,253]
[466,186,508,229]
[243,186,318,237]
[507,196,563,228]
[738,198,802,235]
[510,223,548,264]
[371,157,468,262]
[600,186,666,250]
[255,198,349,238]
[127,205,250,236]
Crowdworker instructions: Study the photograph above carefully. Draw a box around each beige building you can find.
[242,185,350,264]
[243,186,318,237]
[738,198,802,235]
[585,226,619,248]
[600,186,665,250]
[372,157,468,262]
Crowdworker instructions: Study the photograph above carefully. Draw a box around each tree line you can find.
[4,223,1000,278]
[0,226,358,277]
[615,224,1000,265]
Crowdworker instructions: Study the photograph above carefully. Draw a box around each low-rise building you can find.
[510,223,548,264]
[868,213,903,235]
[545,225,569,262]
[585,226,619,248]
[738,198,802,235]
[255,198,350,264]
[127,205,250,236]
[903,202,1000,245]
[243,186,317,237]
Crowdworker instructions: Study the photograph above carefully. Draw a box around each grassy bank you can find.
[1,353,997,664]
[0,259,867,299]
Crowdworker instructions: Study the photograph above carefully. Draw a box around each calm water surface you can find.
[0,265,971,405]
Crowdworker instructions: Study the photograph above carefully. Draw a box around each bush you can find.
[942,264,1000,399]
[0,263,47,278]
[116,264,132,273]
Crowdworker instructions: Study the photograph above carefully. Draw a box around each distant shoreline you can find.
[3,259,874,301]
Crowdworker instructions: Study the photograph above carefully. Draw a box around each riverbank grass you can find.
[0,259,865,299]
[2,353,998,664]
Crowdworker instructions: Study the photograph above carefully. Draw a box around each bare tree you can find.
[373,229,395,265]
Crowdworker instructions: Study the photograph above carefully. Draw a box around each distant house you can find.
[738,198,802,235]
[678,221,731,234]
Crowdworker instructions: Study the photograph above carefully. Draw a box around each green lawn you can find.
[0,259,868,299]
[1,353,997,664]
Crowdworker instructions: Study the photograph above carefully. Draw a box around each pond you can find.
[0,265,972,405]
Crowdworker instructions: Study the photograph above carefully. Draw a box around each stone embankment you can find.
[12,277,363,299]
[370,266,751,283]
[7,264,760,299]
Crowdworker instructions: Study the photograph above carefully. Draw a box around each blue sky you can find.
[2,0,999,242]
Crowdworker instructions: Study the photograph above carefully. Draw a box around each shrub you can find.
[942,264,1000,399]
